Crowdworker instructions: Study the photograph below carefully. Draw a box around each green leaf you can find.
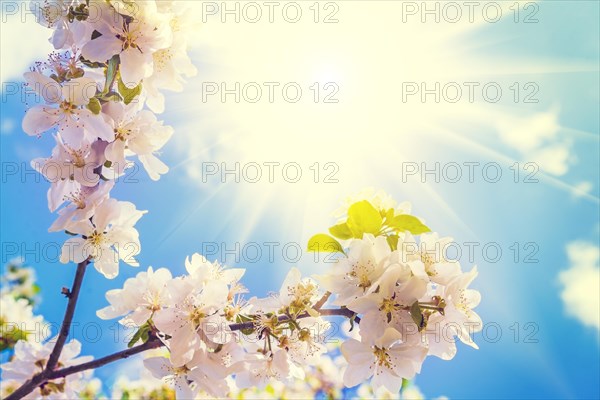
[307,234,344,253]
[32,283,41,295]
[346,200,383,238]
[328,222,353,240]
[86,97,101,115]
[100,91,123,103]
[410,301,426,332]
[383,207,395,221]
[79,56,106,69]
[386,234,399,251]
[103,55,120,95]
[389,215,431,235]
[118,77,142,105]
[127,322,150,348]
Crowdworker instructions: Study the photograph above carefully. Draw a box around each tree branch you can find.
[47,337,163,381]
[5,260,89,400]
[228,307,359,331]
[5,289,358,399]
[313,291,331,310]
[46,259,89,370]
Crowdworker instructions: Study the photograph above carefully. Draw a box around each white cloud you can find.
[1,118,15,134]
[559,241,600,331]
[530,143,571,176]
[572,181,593,199]
[0,4,52,85]
[495,110,573,176]
[496,111,560,153]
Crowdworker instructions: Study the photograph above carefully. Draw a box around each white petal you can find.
[81,36,122,63]
[120,48,152,88]
[22,106,61,135]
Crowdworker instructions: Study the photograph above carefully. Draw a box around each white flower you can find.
[349,275,427,343]
[320,234,396,308]
[1,338,92,399]
[342,327,427,393]
[49,180,114,232]
[81,1,172,87]
[0,294,48,345]
[103,102,173,180]
[59,198,146,278]
[400,232,462,285]
[1,263,39,300]
[143,356,200,400]
[188,340,245,396]
[153,277,231,366]
[252,267,320,315]
[97,266,173,325]
[30,0,79,49]
[235,349,291,390]
[283,317,328,366]
[22,72,113,145]
[111,367,173,399]
[32,136,107,212]
[143,7,198,113]
[424,267,482,360]
[185,253,245,287]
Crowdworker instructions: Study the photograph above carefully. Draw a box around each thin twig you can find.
[313,291,331,310]
[6,290,358,399]
[47,337,163,380]
[228,307,358,331]
[5,260,89,400]
[46,260,89,370]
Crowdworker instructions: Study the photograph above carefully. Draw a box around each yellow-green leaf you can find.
[390,215,431,235]
[329,222,353,240]
[386,234,399,251]
[346,200,383,238]
[118,78,142,105]
[410,301,426,331]
[103,55,119,95]
[86,97,101,114]
[307,234,344,253]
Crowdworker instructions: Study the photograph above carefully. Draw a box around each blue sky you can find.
[1,1,599,398]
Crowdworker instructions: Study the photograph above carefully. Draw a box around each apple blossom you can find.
[102,102,173,180]
[0,294,48,350]
[1,339,92,399]
[342,327,428,393]
[30,0,79,49]
[96,266,173,325]
[22,72,113,145]
[81,0,172,87]
[152,277,232,366]
[320,234,397,307]
[59,198,145,278]
[48,180,114,232]
[9,0,485,393]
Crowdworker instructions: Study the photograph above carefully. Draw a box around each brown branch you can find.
[47,337,163,381]
[228,307,359,331]
[5,260,89,400]
[313,291,331,310]
[46,260,89,370]
[6,289,358,399]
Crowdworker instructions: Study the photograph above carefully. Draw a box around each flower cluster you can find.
[0,260,47,352]
[9,0,483,396]
[1,339,92,399]
[23,0,197,279]
[91,192,481,397]
[107,350,440,399]
[316,192,483,392]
